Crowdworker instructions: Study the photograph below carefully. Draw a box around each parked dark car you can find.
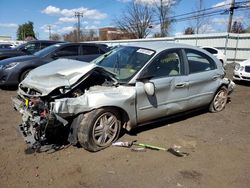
[0,40,62,60]
[0,43,13,50]
[0,42,109,86]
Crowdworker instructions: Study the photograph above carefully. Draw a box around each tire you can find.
[19,69,32,82]
[78,108,121,152]
[209,86,228,113]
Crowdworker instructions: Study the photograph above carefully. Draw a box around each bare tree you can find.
[115,1,153,39]
[63,29,99,42]
[50,33,62,41]
[231,21,245,33]
[81,29,99,41]
[184,27,195,35]
[153,0,179,37]
[190,0,209,34]
[63,30,78,42]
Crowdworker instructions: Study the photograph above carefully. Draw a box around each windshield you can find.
[93,46,155,82]
[34,44,61,57]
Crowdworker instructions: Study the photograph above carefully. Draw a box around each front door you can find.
[135,49,189,124]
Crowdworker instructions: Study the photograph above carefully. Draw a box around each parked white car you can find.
[202,46,227,66]
[233,59,250,82]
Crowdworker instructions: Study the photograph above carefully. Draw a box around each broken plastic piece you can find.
[167,147,189,157]
[112,141,132,147]
[131,147,146,152]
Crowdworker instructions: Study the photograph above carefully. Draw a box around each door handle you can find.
[212,75,220,80]
[175,82,188,88]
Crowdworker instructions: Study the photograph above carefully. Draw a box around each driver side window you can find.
[143,50,183,79]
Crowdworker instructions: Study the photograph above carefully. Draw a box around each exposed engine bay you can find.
[13,69,117,151]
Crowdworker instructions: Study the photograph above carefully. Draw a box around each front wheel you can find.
[209,86,228,112]
[78,108,121,152]
[19,69,32,82]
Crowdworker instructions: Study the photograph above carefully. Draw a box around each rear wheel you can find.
[78,108,121,152]
[209,86,228,112]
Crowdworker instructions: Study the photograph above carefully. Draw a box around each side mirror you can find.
[144,82,155,96]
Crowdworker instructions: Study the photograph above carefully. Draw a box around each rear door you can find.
[53,44,80,60]
[77,44,103,62]
[136,49,189,123]
[184,48,221,109]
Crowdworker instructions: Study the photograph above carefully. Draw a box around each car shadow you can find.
[127,108,208,136]
[0,85,18,91]
[234,80,250,86]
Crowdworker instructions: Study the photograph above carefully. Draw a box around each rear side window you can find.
[82,45,100,55]
[185,49,216,74]
[41,42,54,49]
[57,45,79,56]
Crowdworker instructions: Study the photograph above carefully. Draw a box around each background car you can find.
[0,40,62,60]
[0,43,13,50]
[233,58,250,82]
[0,42,109,86]
[201,46,227,66]
[13,42,234,152]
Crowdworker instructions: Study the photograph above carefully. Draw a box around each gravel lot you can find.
[0,65,250,188]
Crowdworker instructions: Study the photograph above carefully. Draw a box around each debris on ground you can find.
[112,141,189,157]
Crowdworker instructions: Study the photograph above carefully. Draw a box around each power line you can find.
[68,0,250,35]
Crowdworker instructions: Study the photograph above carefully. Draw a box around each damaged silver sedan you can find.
[12,43,235,152]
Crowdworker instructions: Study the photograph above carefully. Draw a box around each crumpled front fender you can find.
[52,85,137,126]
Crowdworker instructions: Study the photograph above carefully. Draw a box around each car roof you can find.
[124,42,198,52]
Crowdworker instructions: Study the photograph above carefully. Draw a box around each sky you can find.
[0,0,249,40]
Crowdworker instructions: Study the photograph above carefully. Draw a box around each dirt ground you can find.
[0,65,250,188]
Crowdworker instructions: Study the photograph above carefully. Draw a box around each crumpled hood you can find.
[19,58,112,96]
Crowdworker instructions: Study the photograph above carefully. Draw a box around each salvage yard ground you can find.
[0,65,250,188]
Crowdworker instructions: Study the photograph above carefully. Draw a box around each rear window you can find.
[82,45,100,55]
[185,49,216,74]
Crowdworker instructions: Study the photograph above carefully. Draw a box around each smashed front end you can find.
[12,59,124,150]
[12,93,62,149]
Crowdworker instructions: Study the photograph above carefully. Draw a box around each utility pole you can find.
[75,12,83,42]
[227,0,235,33]
[47,25,52,40]
[196,0,203,34]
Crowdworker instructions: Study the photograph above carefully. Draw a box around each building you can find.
[99,27,135,41]
[0,35,12,42]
